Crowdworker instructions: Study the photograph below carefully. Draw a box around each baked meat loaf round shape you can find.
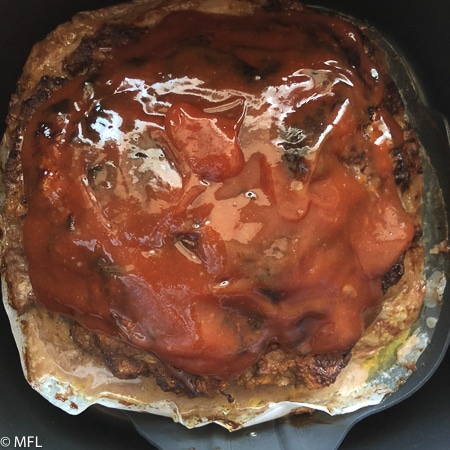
[0,0,425,426]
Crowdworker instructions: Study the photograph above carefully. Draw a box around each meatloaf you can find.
[0,0,423,400]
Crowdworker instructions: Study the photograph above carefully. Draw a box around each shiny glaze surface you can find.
[22,8,414,377]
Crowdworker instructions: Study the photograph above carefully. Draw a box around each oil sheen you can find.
[21,8,414,377]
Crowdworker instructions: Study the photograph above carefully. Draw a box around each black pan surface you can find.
[1,1,449,449]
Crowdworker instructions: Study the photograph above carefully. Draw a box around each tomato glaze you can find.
[21,8,414,378]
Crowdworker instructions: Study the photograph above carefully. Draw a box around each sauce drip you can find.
[21,8,414,378]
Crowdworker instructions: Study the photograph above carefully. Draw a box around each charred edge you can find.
[296,350,352,389]
[21,76,69,121]
[63,24,147,77]
[70,321,225,397]
[70,322,151,380]
[382,254,405,294]
[4,148,23,186]
[390,136,422,192]
[4,76,68,180]
[70,318,356,394]
[382,76,405,116]
[157,364,224,398]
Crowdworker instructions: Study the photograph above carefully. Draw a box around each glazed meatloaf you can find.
[0,0,423,400]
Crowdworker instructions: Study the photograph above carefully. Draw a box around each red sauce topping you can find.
[21,8,414,377]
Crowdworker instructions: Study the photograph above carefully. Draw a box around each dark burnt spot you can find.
[382,254,405,293]
[382,76,404,116]
[70,321,225,397]
[221,391,235,403]
[4,147,25,186]
[157,364,217,398]
[155,373,184,394]
[391,147,411,190]
[309,351,352,385]
[21,76,68,120]
[5,148,19,163]
[390,136,421,192]
[63,24,147,77]
[70,323,150,380]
